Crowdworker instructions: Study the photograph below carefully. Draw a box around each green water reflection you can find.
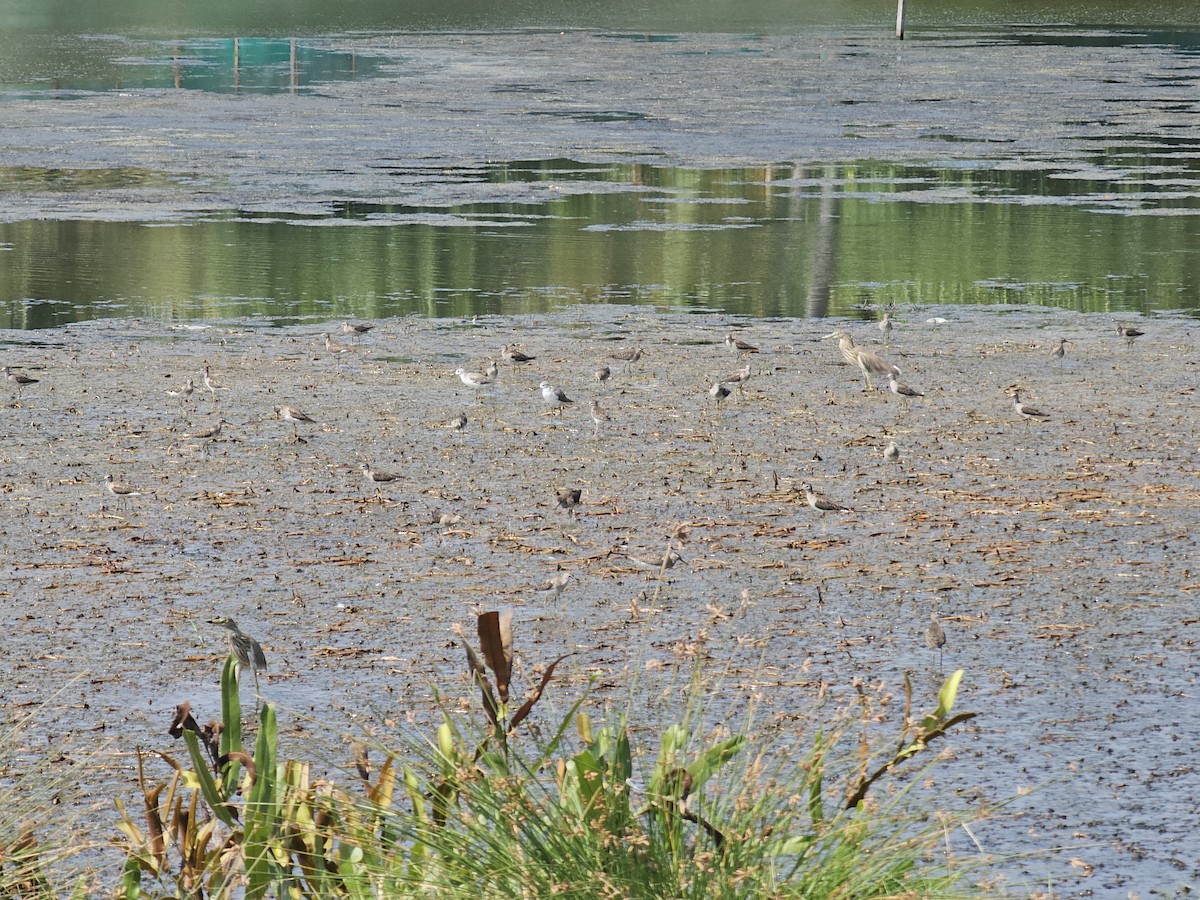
[2,160,1196,328]
[0,37,382,97]
[3,0,1199,36]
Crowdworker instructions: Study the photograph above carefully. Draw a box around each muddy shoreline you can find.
[2,305,1197,893]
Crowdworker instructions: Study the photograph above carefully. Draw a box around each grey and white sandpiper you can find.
[165,378,194,411]
[104,474,144,509]
[534,569,572,606]
[725,332,759,354]
[201,363,225,402]
[886,372,924,404]
[1050,338,1070,365]
[501,344,536,365]
[608,346,644,367]
[360,463,400,500]
[1009,389,1050,428]
[589,399,612,438]
[1116,323,1144,348]
[720,364,753,395]
[3,366,38,402]
[800,483,849,532]
[540,381,574,413]
[556,487,582,515]
[275,405,317,443]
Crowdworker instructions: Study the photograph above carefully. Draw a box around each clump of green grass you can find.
[29,612,986,898]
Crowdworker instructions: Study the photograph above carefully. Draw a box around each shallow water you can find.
[2,28,1199,325]
[2,306,1199,894]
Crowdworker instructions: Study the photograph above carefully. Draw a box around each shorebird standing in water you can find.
[1009,388,1050,429]
[720,364,753,396]
[800,482,849,532]
[607,347,644,371]
[342,322,375,337]
[534,569,572,607]
[501,344,536,365]
[540,381,574,414]
[725,332,759,355]
[883,441,901,463]
[879,312,893,344]
[455,367,493,403]
[589,399,612,439]
[104,474,143,510]
[275,405,317,443]
[188,418,229,453]
[3,366,38,402]
[926,612,946,671]
[886,372,924,406]
[1116,323,1144,348]
[165,378,194,412]
[360,463,400,501]
[201,363,225,403]
[1050,338,1071,366]
[595,365,611,385]
[556,487,582,516]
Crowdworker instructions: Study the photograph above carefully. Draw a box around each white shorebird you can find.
[884,441,901,462]
[540,381,574,413]
[104,474,143,509]
[455,367,493,401]
[201,364,225,402]
[725,332,759,355]
[1009,389,1050,428]
[446,411,468,432]
[825,330,900,391]
[275,405,317,443]
[589,399,612,438]
[165,378,194,409]
[709,382,732,407]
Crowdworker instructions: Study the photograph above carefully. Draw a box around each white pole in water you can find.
[896,0,906,39]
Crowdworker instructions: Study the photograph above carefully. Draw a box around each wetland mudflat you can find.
[2,305,1197,893]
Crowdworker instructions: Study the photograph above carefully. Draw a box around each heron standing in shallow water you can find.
[211,617,267,693]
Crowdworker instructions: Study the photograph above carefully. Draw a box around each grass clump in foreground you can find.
[98,610,983,897]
